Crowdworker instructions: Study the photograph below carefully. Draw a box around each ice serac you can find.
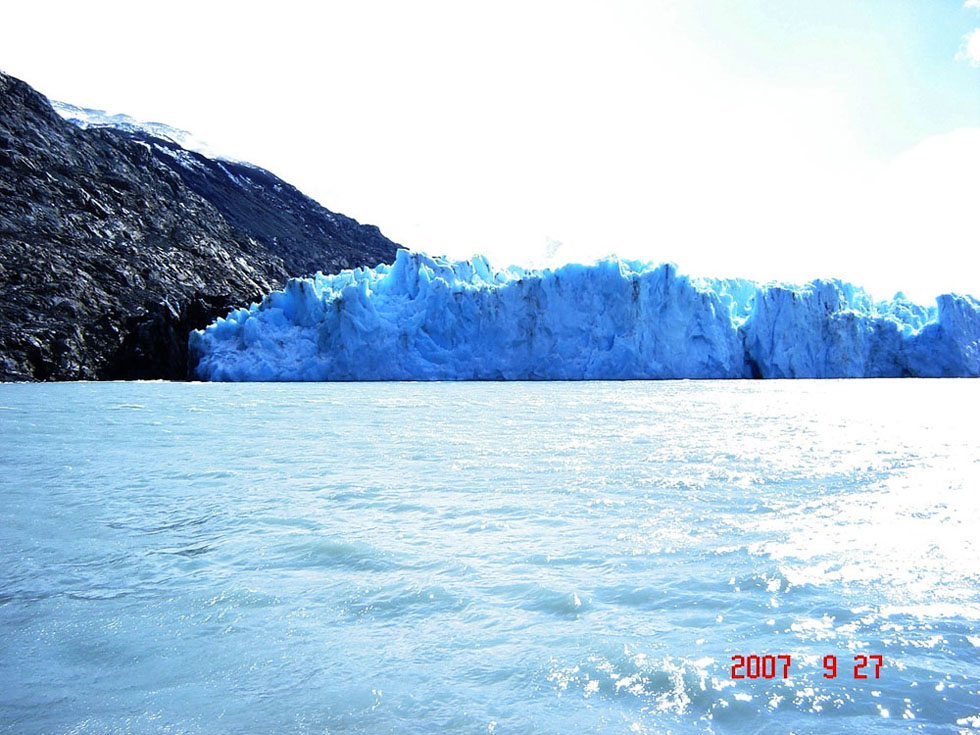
[190,251,980,381]
[742,281,906,378]
[741,282,980,378]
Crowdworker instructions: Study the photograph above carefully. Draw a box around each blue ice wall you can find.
[190,250,980,381]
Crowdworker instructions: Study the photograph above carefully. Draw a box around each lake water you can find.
[1,380,978,734]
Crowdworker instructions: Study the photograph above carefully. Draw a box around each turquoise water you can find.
[1,381,978,734]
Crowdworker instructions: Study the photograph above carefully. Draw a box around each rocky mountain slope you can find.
[0,71,399,381]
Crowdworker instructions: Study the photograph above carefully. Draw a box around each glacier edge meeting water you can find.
[189,251,980,381]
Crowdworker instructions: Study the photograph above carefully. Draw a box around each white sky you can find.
[4,0,979,302]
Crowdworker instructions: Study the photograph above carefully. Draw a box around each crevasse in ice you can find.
[189,250,980,380]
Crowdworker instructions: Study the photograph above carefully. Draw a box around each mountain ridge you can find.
[0,71,399,381]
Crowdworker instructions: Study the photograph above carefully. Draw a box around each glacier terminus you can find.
[190,250,980,381]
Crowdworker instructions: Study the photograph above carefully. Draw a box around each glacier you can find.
[189,250,980,381]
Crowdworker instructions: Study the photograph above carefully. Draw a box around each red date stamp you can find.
[730,654,883,679]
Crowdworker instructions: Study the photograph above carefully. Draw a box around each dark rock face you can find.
[0,71,399,381]
[136,136,396,278]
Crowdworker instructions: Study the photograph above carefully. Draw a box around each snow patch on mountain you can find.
[51,100,239,162]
